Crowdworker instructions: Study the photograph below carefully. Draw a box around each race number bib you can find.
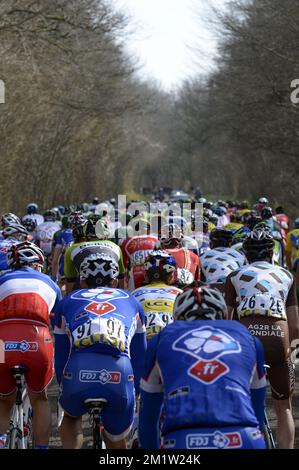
[144,312,173,339]
[72,317,126,351]
[131,250,152,266]
[238,294,286,320]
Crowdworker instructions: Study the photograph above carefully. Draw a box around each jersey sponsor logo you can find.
[4,340,38,353]
[187,431,242,449]
[173,326,241,384]
[79,369,121,384]
[71,288,129,302]
[85,301,116,316]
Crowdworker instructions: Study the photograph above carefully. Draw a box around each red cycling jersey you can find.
[121,235,158,290]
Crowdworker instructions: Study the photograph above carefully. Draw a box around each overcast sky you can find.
[112,0,226,90]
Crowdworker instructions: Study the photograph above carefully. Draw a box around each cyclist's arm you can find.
[53,306,71,385]
[64,246,77,293]
[250,337,266,431]
[130,299,147,395]
[51,245,62,280]
[139,335,163,449]
[286,277,299,345]
[224,272,237,320]
[285,233,292,269]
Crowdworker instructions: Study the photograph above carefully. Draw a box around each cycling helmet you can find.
[144,250,176,282]
[1,213,21,228]
[68,211,85,227]
[160,223,183,248]
[27,203,38,214]
[7,241,44,269]
[232,227,249,245]
[2,224,28,240]
[210,228,233,247]
[246,212,262,231]
[22,217,37,233]
[95,219,112,240]
[84,215,102,240]
[198,197,207,204]
[80,253,119,286]
[174,286,227,321]
[292,218,299,229]
[261,207,273,220]
[43,210,56,222]
[242,227,275,260]
[258,197,269,205]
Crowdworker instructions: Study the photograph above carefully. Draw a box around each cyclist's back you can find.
[54,253,146,449]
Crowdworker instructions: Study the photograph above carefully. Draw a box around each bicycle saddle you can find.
[84,398,107,410]
[9,365,28,377]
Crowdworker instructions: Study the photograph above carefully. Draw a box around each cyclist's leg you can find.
[258,320,294,449]
[272,397,294,449]
[60,414,83,449]
[101,358,135,449]
[24,325,54,447]
[269,356,295,449]
[27,389,51,446]
[0,392,16,435]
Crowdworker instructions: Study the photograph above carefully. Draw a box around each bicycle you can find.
[85,398,107,449]
[6,365,33,449]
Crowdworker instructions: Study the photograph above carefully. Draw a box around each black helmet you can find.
[242,227,274,261]
[22,217,37,233]
[261,206,273,220]
[43,210,56,222]
[174,286,227,321]
[84,215,102,240]
[210,228,233,247]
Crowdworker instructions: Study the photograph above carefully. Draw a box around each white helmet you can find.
[7,241,44,269]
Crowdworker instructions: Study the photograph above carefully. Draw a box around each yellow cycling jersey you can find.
[286,228,299,269]
[132,282,182,339]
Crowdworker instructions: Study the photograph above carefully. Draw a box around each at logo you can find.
[173,326,241,384]
[85,301,115,316]
[71,288,129,302]
[189,359,228,384]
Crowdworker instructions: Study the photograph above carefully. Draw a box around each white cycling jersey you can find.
[34,221,61,255]
[200,246,246,284]
[230,261,294,320]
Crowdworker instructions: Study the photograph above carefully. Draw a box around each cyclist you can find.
[0,224,29,275]
[51,215,73,284]
[200,228,245,290]
[34,210,61,256]
[120,219,158,291]
[53,253,146,449]
[0,241,61,449]
[132,251,181,340]
[224,227,299,448]
[22,217,37,242]
[159,224,201,287]
[138,286,266,449]
[22,203,44,226]
[64,217,125,292]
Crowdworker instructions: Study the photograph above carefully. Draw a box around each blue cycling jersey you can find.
[140,320,265,435]
[0,238,20,272]
[54,287,146,357]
